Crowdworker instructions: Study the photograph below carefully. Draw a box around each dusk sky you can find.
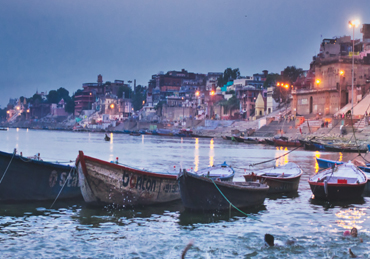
[1,0,369,107]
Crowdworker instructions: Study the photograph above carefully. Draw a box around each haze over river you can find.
[1,128,370,258]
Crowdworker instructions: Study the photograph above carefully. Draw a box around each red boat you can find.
[273,138,302,147]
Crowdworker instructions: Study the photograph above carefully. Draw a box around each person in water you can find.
[264,234,293,247]
[343,227,363,242]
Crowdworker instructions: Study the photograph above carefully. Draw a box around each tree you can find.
[117,85,132,99]
[132,85,146,111]
[56,87,70,101]
[30,93,43,105]
[218,95,240,116]
[47,90,59,103]
[217,68,240,88]
[263,73,281,88]
[281,66,304,85]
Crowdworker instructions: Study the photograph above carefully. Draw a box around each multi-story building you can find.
[74,74,132,116]
[292,25,370,116]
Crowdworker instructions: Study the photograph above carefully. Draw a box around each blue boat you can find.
[0,149,81,202]
[316,157,370,172]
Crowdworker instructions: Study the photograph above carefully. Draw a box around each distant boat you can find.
[273,138,302,147]
[0,149,81,202]
[104,134,110,141]
[308,161,367,201]
[177,170,269,211]
[0,128,7,131]
[129,131,141,136]
[76,151,180,207]
[243,162,303,194]
[193,162,235,181]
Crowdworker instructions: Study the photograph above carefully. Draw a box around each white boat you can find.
[308,161,367,201]
[193,162,235,181]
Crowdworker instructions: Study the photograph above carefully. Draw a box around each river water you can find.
[1,128,370,258]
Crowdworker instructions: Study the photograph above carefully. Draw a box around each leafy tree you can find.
[0,108,6,121]
[30,93,43,105]
[218,95,240,115]
[263,73,281,88]
[117,85,132,99]
[281,66,304,84]
[132,85,146,111]
[217,68,240,88]
[56,87,70,101]
[47,90,59,103]
[65,95,75,114]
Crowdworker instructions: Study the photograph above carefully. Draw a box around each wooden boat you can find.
[273,138,302,147]
[243,162,303,194]
[129,131,141,136]
[193,162,235,181]
[308,161,367,201]
[264,138,275,146]
[76,151,180,207]
[177,169,269,211]
[0,128,7,131]
[175,129,193,137]
[316,157,370,173]
[0,149,80,202]
[191,134,214,138]
[221,136,231,140]
[156,129,174,136]
[104,134,110,141]
[321,143,368,153]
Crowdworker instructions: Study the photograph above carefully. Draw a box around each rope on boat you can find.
[0,149,16,185]
[50,167,74,209]
[248,146,301,167]
[210,178,261,221]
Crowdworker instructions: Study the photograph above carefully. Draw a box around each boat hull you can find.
[178,170,268,211]
[0,150,81,202]
[309,182,366,200]
[76,151,180,207]
[273,139,302,147]
[245,175,301,194]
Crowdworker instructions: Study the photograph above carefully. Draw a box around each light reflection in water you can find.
[335,208,366,230]
[275,146,289,167]
[314,151,321,173]
[194,138,199,171]
[16,128,19,132]
[338,152,343,162]
[209,139,214,166]
[109,133,114,153]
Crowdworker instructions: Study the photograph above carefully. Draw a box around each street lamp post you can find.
[349,20,360,115]
[339,70,344,112]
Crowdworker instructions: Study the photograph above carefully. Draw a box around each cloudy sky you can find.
[0,0,369,107]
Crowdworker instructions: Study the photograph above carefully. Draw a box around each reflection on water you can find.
[314,151,320,173]
[178,205,266,226]
[275,146,289,167]
[336,208,367,230]
[338,152,343,162]
[194,138,199,171]
[209,138,214,166]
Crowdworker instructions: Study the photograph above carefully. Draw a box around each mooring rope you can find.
[50,167,74,209]
[0,149,16,185]
[210,178,261,221]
